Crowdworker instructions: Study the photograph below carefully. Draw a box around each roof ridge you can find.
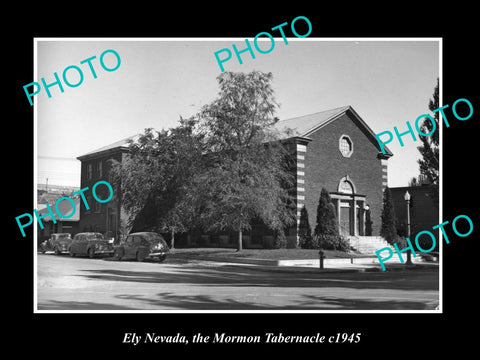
[277,105,351,123]
[78,133,142,159]
[107,133,141,145]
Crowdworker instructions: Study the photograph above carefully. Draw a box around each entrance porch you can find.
[330,192,370,237]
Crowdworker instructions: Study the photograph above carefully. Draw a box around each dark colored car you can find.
[69,232,114,258]
[40,233,72,255]
[114,232,169,262]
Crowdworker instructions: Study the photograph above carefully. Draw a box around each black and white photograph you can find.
[33,38,441,312]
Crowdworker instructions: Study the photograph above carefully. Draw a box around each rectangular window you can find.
[87,163,93,180]
[97,161,103,178]
[94,200,102,213]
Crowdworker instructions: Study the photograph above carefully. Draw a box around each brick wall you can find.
[78,151,123,235]
[76,109,389,248]
[300,111,386,236]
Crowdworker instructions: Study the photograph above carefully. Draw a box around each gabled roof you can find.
[274,105,351,137]
[77,134,140,161]
[77,106,393,160]
[274,105,393,157]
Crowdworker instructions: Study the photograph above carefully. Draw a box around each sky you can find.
[36,38,440,188]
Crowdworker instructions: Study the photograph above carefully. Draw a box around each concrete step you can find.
[347,236,395,255]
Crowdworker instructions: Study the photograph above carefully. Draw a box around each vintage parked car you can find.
[69,232,115,258]
[40,233,72,255]
[114,232,169,262]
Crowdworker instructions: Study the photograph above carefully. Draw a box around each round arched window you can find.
[339,179,354,194]
[338,175,356,194]
[339,135,353,157]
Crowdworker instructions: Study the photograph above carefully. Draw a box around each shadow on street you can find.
[77,264,438,291]
[38,259,438,311]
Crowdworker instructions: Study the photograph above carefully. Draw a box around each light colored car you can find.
[69,232,114,258]
[114,232,169,262]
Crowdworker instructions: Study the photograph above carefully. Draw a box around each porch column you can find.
[336,198,341,233]
[358,200,365,236]
[352,194,357,236]
[362,201,367,236]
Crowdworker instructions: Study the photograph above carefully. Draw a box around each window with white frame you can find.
[339,135,353,157]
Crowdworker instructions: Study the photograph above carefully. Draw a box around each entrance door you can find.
[340,202,353,236]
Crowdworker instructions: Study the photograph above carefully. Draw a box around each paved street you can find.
[37,253,439,311]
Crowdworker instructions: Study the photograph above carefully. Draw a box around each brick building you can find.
[76,136,138,242]
[76,105,393,249]
[274,105,392,248]
[390,185,439,244]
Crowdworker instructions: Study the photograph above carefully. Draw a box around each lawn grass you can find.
[170,247,372,260]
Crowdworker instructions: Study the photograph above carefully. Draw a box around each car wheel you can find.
[88,248,95,259]
[114,248,123,261]
[157,254,167,263]
[54,247,61,256]
[136,251,146,262]
[69,249,75,257]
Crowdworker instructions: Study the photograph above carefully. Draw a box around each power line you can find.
[38,156,79,161]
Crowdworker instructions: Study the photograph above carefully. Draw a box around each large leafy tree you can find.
[199,71,280,152]
[109,117,204,245]
[110,71,296,251]
[196,71,296,251]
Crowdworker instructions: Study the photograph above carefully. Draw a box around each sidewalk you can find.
[168,250,439,274]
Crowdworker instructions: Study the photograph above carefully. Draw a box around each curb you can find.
[226,262,439,275]
[169,254,373,266]
[169,253,276,266]
[168,253,439,273]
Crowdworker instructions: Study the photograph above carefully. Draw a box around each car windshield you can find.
[87,233,104,240]
[56,234,71,239]
[142,233,165,243]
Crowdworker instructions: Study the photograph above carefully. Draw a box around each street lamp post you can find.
[404,191,412,265]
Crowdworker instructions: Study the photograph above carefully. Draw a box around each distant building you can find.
[36,197,81,243]
[37,183,79,195]
[390,185,439,246]
[76,105,393,249]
